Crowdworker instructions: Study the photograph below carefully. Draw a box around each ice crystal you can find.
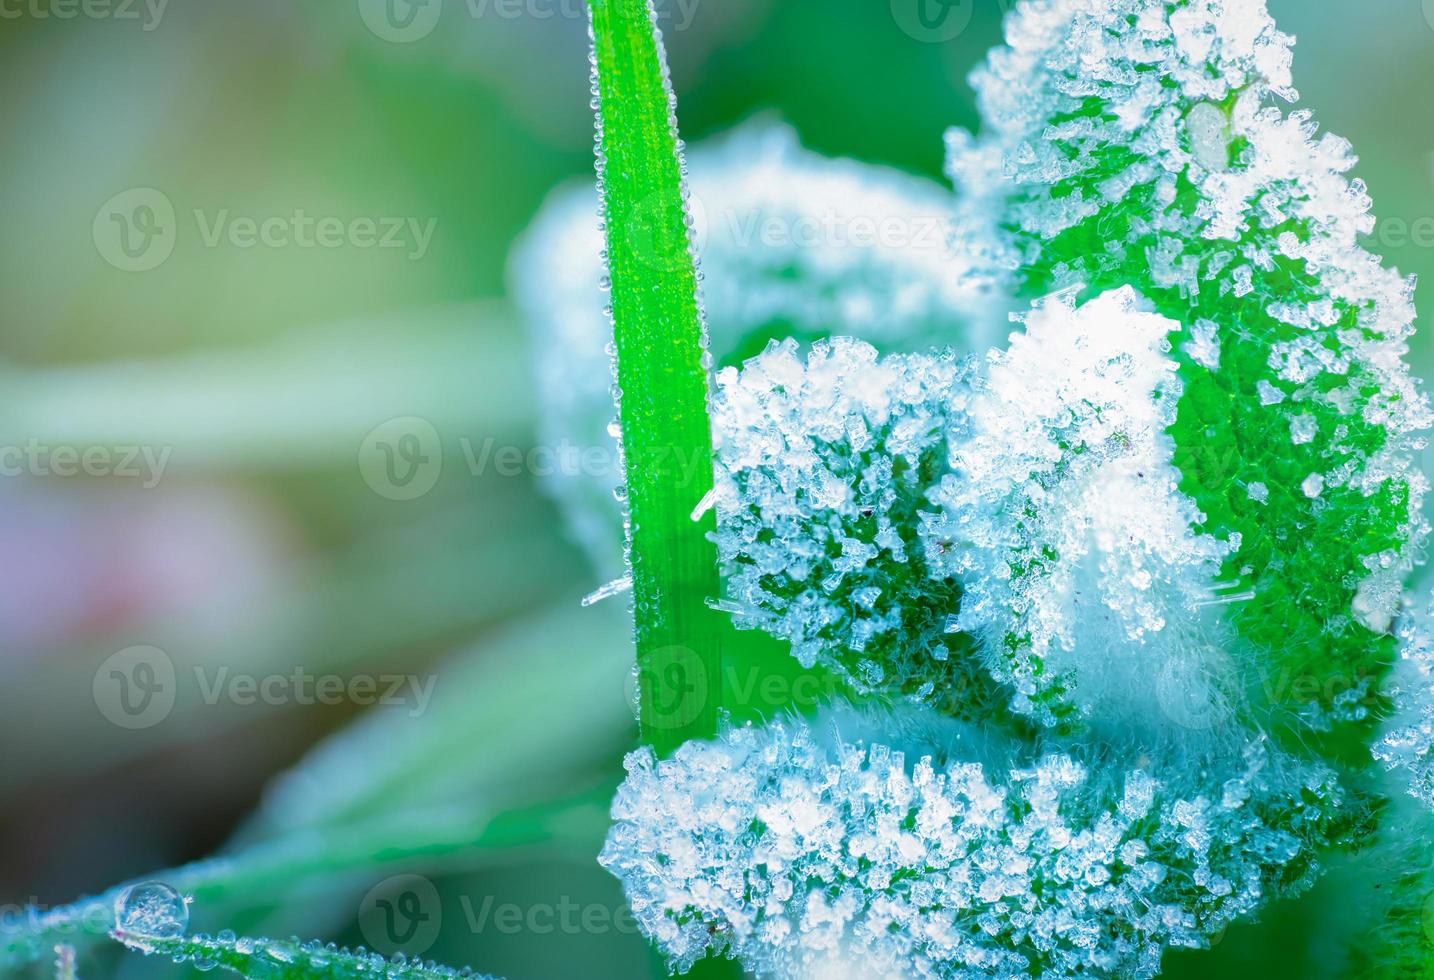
[513,121,997,578]
[711,337,987,705]
[1374,593,1434,810]
[601,707,1345,980]
[947,0,1431,729]
[923,287,1232,729]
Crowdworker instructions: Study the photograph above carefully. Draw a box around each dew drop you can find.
[627,662,642,721]
[113,881,189,939]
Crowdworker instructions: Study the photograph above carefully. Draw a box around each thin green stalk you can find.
[113,928,492,979]
[587,0,724,753]
[1,795,605,969]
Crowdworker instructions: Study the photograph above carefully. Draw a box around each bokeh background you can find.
[2,1,1433,977]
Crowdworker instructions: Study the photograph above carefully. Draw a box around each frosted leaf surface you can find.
[947,0,1430,731]
[513,120,1000,579]
[113,884,493,979]
[1374,593,1434,810]
[711,338,987,706]
[923,287,1231,729]
[601,706,1345,979]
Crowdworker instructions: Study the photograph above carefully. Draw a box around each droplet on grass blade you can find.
[113,881,189,939]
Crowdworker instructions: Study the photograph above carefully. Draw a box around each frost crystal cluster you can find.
[947,0,1430,729]
[924,287,1231,728]
[513,121,996,578]
[600,709,1344,980]
[540,0,1434,976]
[710,338,979,704]
[1375,592,1434,810]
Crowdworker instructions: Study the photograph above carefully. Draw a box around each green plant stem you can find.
[1,795,605,970]
[587,0,724,754]
[113,928,492,979]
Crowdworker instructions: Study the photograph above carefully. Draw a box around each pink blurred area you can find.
[0,482,296,660]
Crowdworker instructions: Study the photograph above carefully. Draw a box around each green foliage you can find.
[586,0,726,754]
[114,930,488,979]
[1,599,630,976]
[949,1,1429,753]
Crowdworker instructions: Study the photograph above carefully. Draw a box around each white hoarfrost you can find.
[711,338,977,703]
[1375,592,1434,810]
[924,287,1232,729]
[512,120,999,579]
[601,706,1343,980]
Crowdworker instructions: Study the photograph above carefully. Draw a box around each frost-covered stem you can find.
[112,929,491,979]
[587,0,723,753]
[2,797,600,969]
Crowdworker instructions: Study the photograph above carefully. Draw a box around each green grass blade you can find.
[587,0,724,753]
[113,928,492,979]
[1,795,605,970]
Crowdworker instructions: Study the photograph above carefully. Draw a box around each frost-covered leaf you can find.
[112,882,492,979]
[512,121,999,579]
[923,287,1233,730]
[1374,592,1434,809]
[601,705,1347,980]
[711,337,991,709]
[948,0,1431,732]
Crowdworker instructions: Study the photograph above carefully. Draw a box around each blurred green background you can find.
[1,1,1432,977]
